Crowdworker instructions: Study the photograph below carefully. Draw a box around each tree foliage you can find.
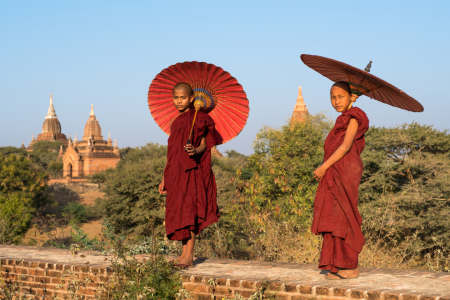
[360,122,450,248]
[0,153,50,244]
[234,114,333,227]
[0,153,50,212]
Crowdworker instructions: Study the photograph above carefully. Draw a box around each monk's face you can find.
[173,88,194,113]
[330,86,352,112]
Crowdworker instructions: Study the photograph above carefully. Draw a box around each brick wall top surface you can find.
[1,245,450,298]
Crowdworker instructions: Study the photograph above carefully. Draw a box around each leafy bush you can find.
[0,153,50,212]
[62,202,89,223]
[360,122,450,248]
[0,194,33,244]
[235,113,333,228]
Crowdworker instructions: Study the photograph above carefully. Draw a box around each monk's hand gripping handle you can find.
[185,139,191,152]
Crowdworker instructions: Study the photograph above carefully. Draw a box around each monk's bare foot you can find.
[177,256,194,267]
[337,267,359,278]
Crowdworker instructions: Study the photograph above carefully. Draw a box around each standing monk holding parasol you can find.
[301,54,423,279]
[148,61,249,268]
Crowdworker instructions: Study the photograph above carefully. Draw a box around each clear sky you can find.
[1,1,449,155]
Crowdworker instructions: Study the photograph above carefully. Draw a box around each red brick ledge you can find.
[1,246,450,300]
[179,272,450,300]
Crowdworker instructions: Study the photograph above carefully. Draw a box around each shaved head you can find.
[331,81,352,96]
[172,82,193,96]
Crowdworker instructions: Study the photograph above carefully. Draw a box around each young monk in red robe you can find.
[158,82,220,267]
[312,81,369,280]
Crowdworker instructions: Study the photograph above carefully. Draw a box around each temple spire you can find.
[90,104,95,117]
[290,86,309,125]
[45,93,57,119]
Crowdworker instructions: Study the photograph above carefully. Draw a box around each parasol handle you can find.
[186,100,204,148]
[347,95,359,110]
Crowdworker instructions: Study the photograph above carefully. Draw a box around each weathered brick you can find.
[241,280,256,289]
[290,296,311,300]
[229,279,240,287]
[21,261,30,268]
[233,289,255,298]
[38,262,47,269]
[316,286,330,295]
[213,285,233,297]
[191,293,213,300]
[334,287,349,297]
[183,282,207,293]
[351,290,366,299]
[180,274,191,282]
[268,282,283,291]
[284,283,298,293]
[28,269,46,276]
[192,275,204,283]
[384,293,400,300]
[46,263,55,270]
[34,276,51,284]
[420,296,439,300]
[29,262,39,268]
[402,294,419,300]
[299,285,313,294]
[271,293,289,300]
[367,291,382,300]
[216,277,227,286]
[46,270,62,277]
[54,264,64,271]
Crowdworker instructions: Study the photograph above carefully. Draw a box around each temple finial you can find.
[46,93,57,119]
[365,61,372,73]
[90,104,95,116]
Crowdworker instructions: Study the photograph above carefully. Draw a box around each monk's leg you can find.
[333,237,359,278]
[177,231,196,266]
[319,233,339,273]
[174,241,187,262]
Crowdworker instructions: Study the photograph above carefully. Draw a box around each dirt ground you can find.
[23,191,106,246]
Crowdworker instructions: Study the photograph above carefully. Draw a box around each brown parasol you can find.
[300,54,424,112]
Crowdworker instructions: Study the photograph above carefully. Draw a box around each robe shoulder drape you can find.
[164,109,220,240]
[311,107,369,253]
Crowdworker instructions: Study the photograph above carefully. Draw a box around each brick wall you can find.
[2,254,450,300]
[1,258,107,299]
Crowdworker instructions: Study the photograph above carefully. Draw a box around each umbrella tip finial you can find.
[365,61,372,72]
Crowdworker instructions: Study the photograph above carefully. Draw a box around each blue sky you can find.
[1,1,449,154]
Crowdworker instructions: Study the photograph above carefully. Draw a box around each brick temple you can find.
[62,105,120,179]
[290,86,309,125]
[26,94,68,150]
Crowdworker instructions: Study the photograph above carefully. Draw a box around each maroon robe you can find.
[311,107,369,272]
[164,109,220,240]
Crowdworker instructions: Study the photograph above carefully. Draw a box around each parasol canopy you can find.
[148,61,250,144]
[300,54,424,112]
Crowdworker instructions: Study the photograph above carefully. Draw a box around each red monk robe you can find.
[311,107,369,272]
[164,109,220,240]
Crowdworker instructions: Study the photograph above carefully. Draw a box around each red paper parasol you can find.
[300,54,424,112]
[148,61,250,144]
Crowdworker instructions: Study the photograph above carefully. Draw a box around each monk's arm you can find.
[314,118,359,180]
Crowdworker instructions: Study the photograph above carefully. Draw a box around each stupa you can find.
[27,94,68,150]
[290,86,309,125]
[62,105,120,178]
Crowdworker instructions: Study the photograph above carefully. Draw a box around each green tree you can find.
[0,154,50,212]
[236,113,333,227]
[0,194,33,244]
[95,143,168,236]
[360,122,450,248]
